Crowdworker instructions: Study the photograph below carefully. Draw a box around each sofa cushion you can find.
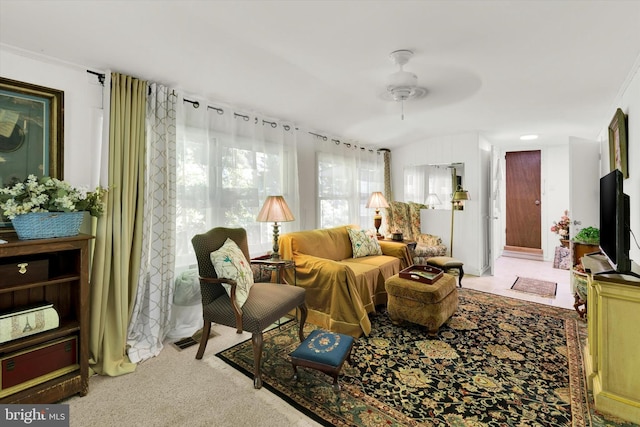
[342,255,401,308]
[284,226,354,261]
[210,238,254,307]
[347,227,382,258]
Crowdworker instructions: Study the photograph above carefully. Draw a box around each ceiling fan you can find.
[384,49,427,120]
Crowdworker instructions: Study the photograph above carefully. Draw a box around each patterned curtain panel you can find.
[126,84,177,363]
[383,149,392,202]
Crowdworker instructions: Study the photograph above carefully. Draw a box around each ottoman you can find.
[290,329,354,391]
[385,273,458,334]
[426,256,464,287]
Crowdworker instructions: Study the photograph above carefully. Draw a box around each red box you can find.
[399,264,443,284]
[1,336,78,395]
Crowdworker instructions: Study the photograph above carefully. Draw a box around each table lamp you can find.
[425,193,441,209]
[366,191,389,239]
[256,195,295,260]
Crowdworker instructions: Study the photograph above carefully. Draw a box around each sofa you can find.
[386,201,448,263]
[278,225,412,337]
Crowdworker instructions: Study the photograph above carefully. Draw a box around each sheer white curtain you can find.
[306,132,383,230]
[403,165,426,203]
[127,83,177,363]
[175,96,299,271]
[429,165,453,210]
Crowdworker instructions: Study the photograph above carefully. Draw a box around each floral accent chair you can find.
[387,201,412,238]
[386,201,448,264]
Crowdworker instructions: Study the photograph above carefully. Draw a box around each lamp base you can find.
[374,213,383,240]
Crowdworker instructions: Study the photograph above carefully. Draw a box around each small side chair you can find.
[191,227,308,389]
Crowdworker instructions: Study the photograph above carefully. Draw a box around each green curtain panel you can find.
[89,73,146,376]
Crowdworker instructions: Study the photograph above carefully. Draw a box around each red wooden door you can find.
[505,150,541,249]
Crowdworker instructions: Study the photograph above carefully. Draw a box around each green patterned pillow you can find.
[210,238,254,307]
[347,228,383,258]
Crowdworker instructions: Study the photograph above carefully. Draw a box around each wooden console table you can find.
[582,254,640,424]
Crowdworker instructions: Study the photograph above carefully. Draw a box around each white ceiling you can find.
[1,0,639,149]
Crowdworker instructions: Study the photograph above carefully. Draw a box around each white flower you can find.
[0,175,107,220]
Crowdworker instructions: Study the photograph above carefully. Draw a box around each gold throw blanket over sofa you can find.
[278,225,412,337]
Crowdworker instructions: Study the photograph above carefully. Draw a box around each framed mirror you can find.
[404,163,464,210]
[0,77,64,228]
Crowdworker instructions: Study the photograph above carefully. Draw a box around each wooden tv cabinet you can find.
[582,254,640,424]
[0,233,92,403]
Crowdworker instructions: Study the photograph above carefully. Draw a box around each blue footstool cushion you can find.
[290,329,354,390]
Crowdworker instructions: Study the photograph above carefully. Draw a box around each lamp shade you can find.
[256,196,295,222]
[425,193,442,207]
[452,187,470,202]
[366,192,389,209]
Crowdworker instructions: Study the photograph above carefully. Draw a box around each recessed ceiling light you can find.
[520,134,539,140]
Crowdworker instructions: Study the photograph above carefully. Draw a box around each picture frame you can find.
[0,77,64,228]
[608,108,628,179]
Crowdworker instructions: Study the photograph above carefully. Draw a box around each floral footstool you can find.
[290,329,354,391]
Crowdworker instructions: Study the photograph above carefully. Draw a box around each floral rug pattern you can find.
[216,289,633,426]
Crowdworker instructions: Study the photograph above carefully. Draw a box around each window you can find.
[176,100,298,270]
[316,146,383,230]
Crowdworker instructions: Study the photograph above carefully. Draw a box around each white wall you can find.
[0,46,105,188]
[394,131,575,276]
[598,57,640,273]
[392,133,485,275]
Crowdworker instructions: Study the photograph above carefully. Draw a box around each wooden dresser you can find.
[582,254,640,424]
[0,233,92,403]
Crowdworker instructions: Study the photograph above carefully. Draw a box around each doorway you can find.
[504,150,542,259]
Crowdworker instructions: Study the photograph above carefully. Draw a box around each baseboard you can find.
[502,247,544,261]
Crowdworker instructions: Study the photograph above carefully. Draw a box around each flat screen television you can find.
[599,169,631,274]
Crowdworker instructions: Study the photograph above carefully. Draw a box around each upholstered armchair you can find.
[191,227,308,389]
[386,201,448,264]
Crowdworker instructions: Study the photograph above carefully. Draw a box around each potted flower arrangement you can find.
[0,175,107,240]
[550,210,570,247]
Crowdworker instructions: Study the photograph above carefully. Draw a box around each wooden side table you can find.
[381,239,417,251]
[251,258,296,285]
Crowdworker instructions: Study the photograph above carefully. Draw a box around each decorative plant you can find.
[0,174,107,220]
[572,226,599,245]
[550,210,570,238]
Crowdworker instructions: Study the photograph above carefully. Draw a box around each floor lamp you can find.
[450,186,470,257]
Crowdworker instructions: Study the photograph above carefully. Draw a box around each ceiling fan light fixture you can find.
[385,49,426,119]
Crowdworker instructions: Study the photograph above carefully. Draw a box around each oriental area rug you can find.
[216,289,633,427]
[511,276,558,298]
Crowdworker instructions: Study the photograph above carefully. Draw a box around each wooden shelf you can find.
[0,234,92,403]
[0,275,81,294]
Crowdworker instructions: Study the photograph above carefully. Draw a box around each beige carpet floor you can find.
[63,331,321,427]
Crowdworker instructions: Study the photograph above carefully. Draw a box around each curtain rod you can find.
[181,97,382,153]
[86,69,105,85]
[183,97,291,131]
